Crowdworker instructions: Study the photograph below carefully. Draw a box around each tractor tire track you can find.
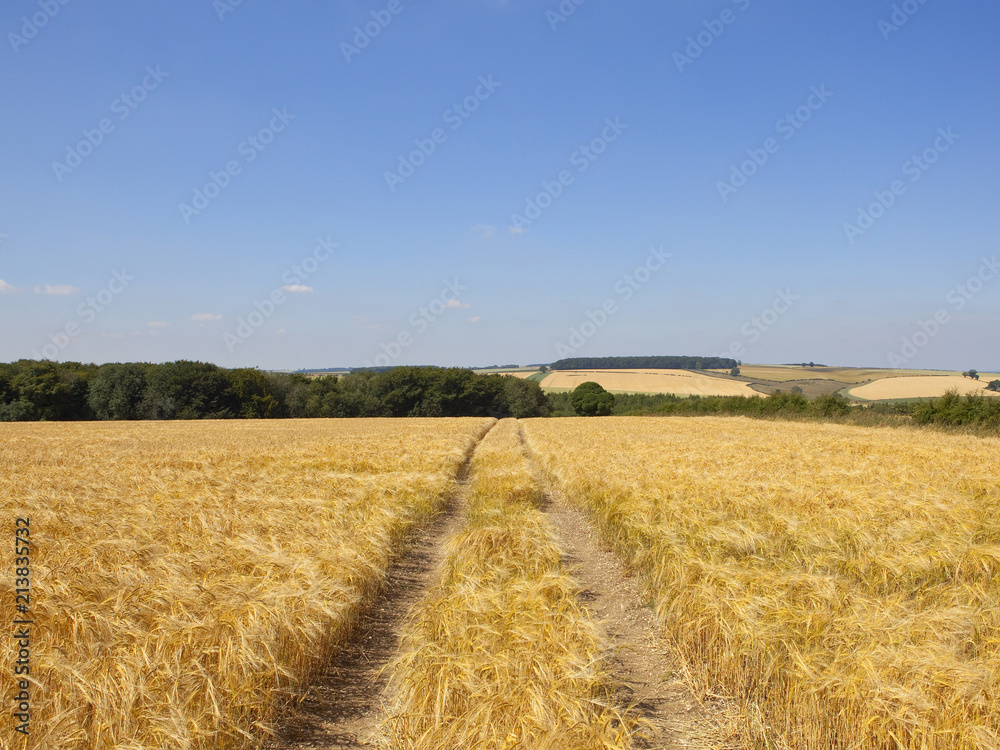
[264,422,495,749]
[516,422,740,750]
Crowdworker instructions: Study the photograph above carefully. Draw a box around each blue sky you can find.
[1,0,998,370]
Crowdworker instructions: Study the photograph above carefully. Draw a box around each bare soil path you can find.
[263,428,490,749]
[517,425,739,750]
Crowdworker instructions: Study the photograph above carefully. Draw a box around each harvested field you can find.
[522,416,1000,750]
[848,375,1000,400]
[541,369,763,396]
[717,365,966,383]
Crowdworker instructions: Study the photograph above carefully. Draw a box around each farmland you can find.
[539,368,762,396]
[523,417,1000,750]
[386,419,630,749]
[717,364,964,383]
[0,419,491,749]
[847,375,1000,401]
[3,415,998,749]
[535,364,1000,402]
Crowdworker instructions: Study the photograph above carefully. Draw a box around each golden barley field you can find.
[386,418,631,750]
[0,418,492,750]
[522,416,1000,750]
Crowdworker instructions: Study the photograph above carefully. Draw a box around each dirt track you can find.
[265,420,737,749]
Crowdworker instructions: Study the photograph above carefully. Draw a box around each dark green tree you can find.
[140,361,238,419]
[8,360,92,420]
[88,363,148,420]
[227,367,283,418]
[571,381,615,416]
[501,376,550,418]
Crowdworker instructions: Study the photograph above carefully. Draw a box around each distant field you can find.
[717,365,966,384]
[501,370,541,379]
[540,369,762,397]
[472,368,539,378]
[847,375,1000,401]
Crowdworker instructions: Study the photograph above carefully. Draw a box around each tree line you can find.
[3,360,998,434]
[0,360,550,421]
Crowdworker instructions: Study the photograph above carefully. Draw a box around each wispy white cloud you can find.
[147,321,169,328]
[468,316,483,323]
[508,226,524,235]
[0,279,19,294]
[472,224,496,239]
[34,284,80,295]
[191,312,222,322]
[444,298,471,309]
[281,284,314,294]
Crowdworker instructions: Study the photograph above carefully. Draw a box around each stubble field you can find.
[847,375,1000,400]
[540,368,763,396]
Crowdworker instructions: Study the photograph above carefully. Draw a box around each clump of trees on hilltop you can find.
[0,360,549,421]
